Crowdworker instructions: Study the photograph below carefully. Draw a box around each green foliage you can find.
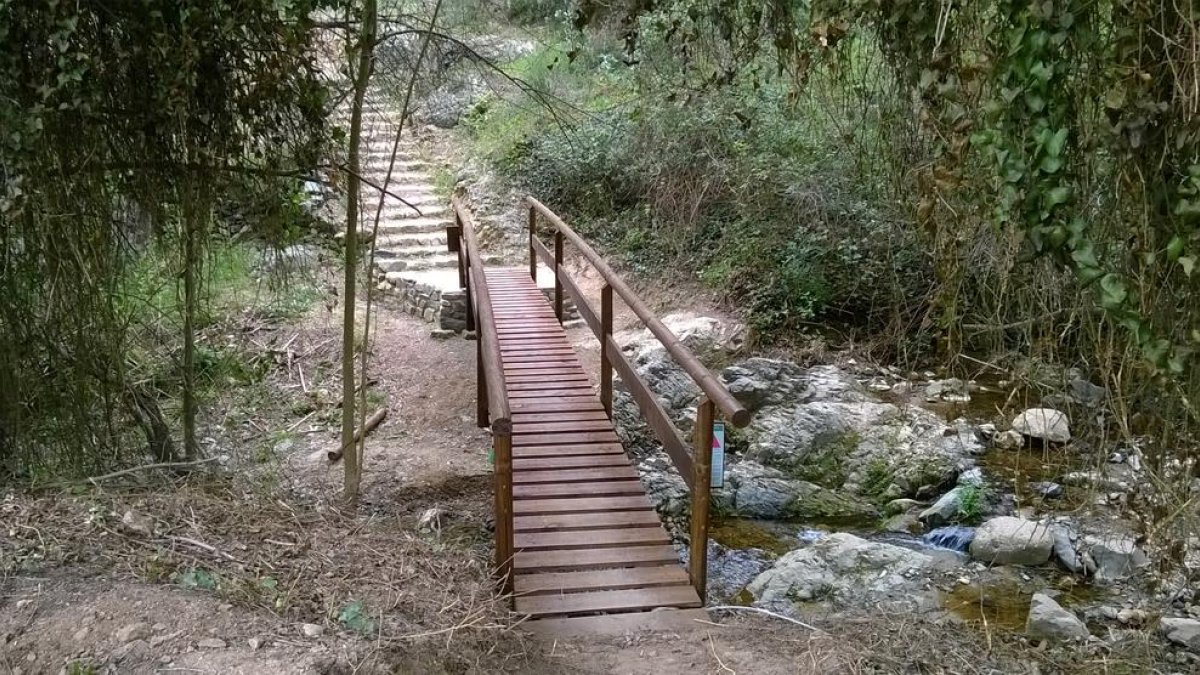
[956,485,986,525]
[338,599,377,635]
[0,1,330,480]
[175,567,219,591]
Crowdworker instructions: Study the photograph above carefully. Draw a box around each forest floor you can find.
[1,258,1167,673]
[0,279,854,674]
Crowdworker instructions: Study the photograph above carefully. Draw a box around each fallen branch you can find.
[704,605,826,633]
[328,408,387,462]
[87,457,219,485]
[168,535,245,564]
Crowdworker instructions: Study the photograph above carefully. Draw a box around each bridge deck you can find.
[486,268,703,619]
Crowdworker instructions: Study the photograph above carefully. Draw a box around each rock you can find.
[1012,408,1071,444]
[1068,377,1107,407]
[885,498,923,516]
[1026,593,1089,640]
[925,378,970,403]
[957,468,984,487]
[1117,608,1149,626]
[993,429,1025,450]
[430,329,456,340]
[1161,617,1200,651]
[882,512,923,534]
[1082,535,1149,582]
[71,627,89,642]
[748,533,933,607]
[718,461,877,521]
[197,638,226,649]
[121,510,155,536]
[1030,481,1064,498]
[115,622,151,643]
[918,487,964,526]
[969,517,1054,565]
[300,623,325,638]
[248,637,264,650]
[417,507,447,532]
[1051,524,1084,573]
[1061,470,1128,493]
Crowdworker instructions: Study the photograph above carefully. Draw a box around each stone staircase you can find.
[332,90,499,329]
[331,89,578,332]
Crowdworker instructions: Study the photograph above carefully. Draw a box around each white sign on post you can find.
[711,421,725,488]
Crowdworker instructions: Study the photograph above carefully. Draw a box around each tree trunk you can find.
[340,0,378,504]
[181,190,199,460]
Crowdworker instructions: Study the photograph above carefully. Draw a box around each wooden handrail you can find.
[453,197,510,431]
[525,196,752,600]
[526,196,751,428]
[449,197,513,594]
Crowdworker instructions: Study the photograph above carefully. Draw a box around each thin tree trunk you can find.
[181,189,199,460]
[340,0,378,504]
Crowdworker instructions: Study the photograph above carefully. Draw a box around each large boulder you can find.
[1012,408,1071,444]
[969,517,1054,565]
[721,461,876,521]
[918,486,965,526]
[747,533,933,607]
[1026,593,1089,641]
[1161,617,1200,652]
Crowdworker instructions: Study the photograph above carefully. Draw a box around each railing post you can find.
[600,283,613,417]
[476,336,488,428]
[528,205,537,282]
[493,425,514,595]
[554,230,564,323]
[689,397,715,602]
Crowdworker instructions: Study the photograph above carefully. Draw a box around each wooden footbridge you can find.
[447,196,751,624]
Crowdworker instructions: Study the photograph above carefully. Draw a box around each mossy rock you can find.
[783,483,878,522]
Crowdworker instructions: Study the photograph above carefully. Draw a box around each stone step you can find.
[358,171,431,185]
[376,231,448,248]
[379,254,463,273]
[360,158,428,171]
[373,215,451,231]
[375,243,449,259]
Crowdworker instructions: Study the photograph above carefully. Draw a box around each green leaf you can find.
[1100,273,1128,308]
[1071,242,1098,268]
[1044,186,1071,208]
[338,600,377,635]
[1180,256,1196,277]
[1039,155,1063,174]
[1046,128,1069,158]
[1167,235,1185,261]
[176,568,218,591]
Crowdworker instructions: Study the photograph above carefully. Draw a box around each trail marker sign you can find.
[711,421,725,488]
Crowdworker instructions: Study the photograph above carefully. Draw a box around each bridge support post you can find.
[476,337,488,428]
[492,425,514,595]
[600,283,613,417]
[527,205,537,281]
[688,398,715,602]
[553,231,564,323]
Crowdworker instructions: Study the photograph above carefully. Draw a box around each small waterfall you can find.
[923,525,976,552]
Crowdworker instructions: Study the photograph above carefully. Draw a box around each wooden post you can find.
[600,283,613,417]
[493,426,514,595]
[554,230,564,323]
[689,398,715,601]
[528,205,537,281]
[476,336,488,428]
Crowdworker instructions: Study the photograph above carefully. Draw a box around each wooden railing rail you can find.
[448,197,513,594]
[524,195,752,600]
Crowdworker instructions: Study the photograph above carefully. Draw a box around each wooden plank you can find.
[511,443,624,458]
[514,566,689,596]
[506,377,593,387]
[507,381,591,392]
[510,410,607,423]
[511,466,639,484]
[514,586,701,618]
[501,355,579,364]
[607,336,694,488]
[509,396,600,408]
[508,402,605,415]
[524,608,710,638]
[513,510,663,532]
[512,420,612,434]
[514,545,681,573]
[512,454,630,471]
[513,480,646,499]
[512,430,620,446]
[512,494,652,515]
[508,387,596,399]
[514,526,669,551]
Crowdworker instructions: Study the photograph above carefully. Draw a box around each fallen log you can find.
[327,407,387,462]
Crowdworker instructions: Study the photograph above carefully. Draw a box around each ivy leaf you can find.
[1044,186,1071,208]
[1100,273,1128,308]
[1039,155,1063,174]
[1167,235,1185,261]
[1180,256,1196,277]
[1046,128,1069,158]
[1071,242,1098,268]
[1025,93,1046,112]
